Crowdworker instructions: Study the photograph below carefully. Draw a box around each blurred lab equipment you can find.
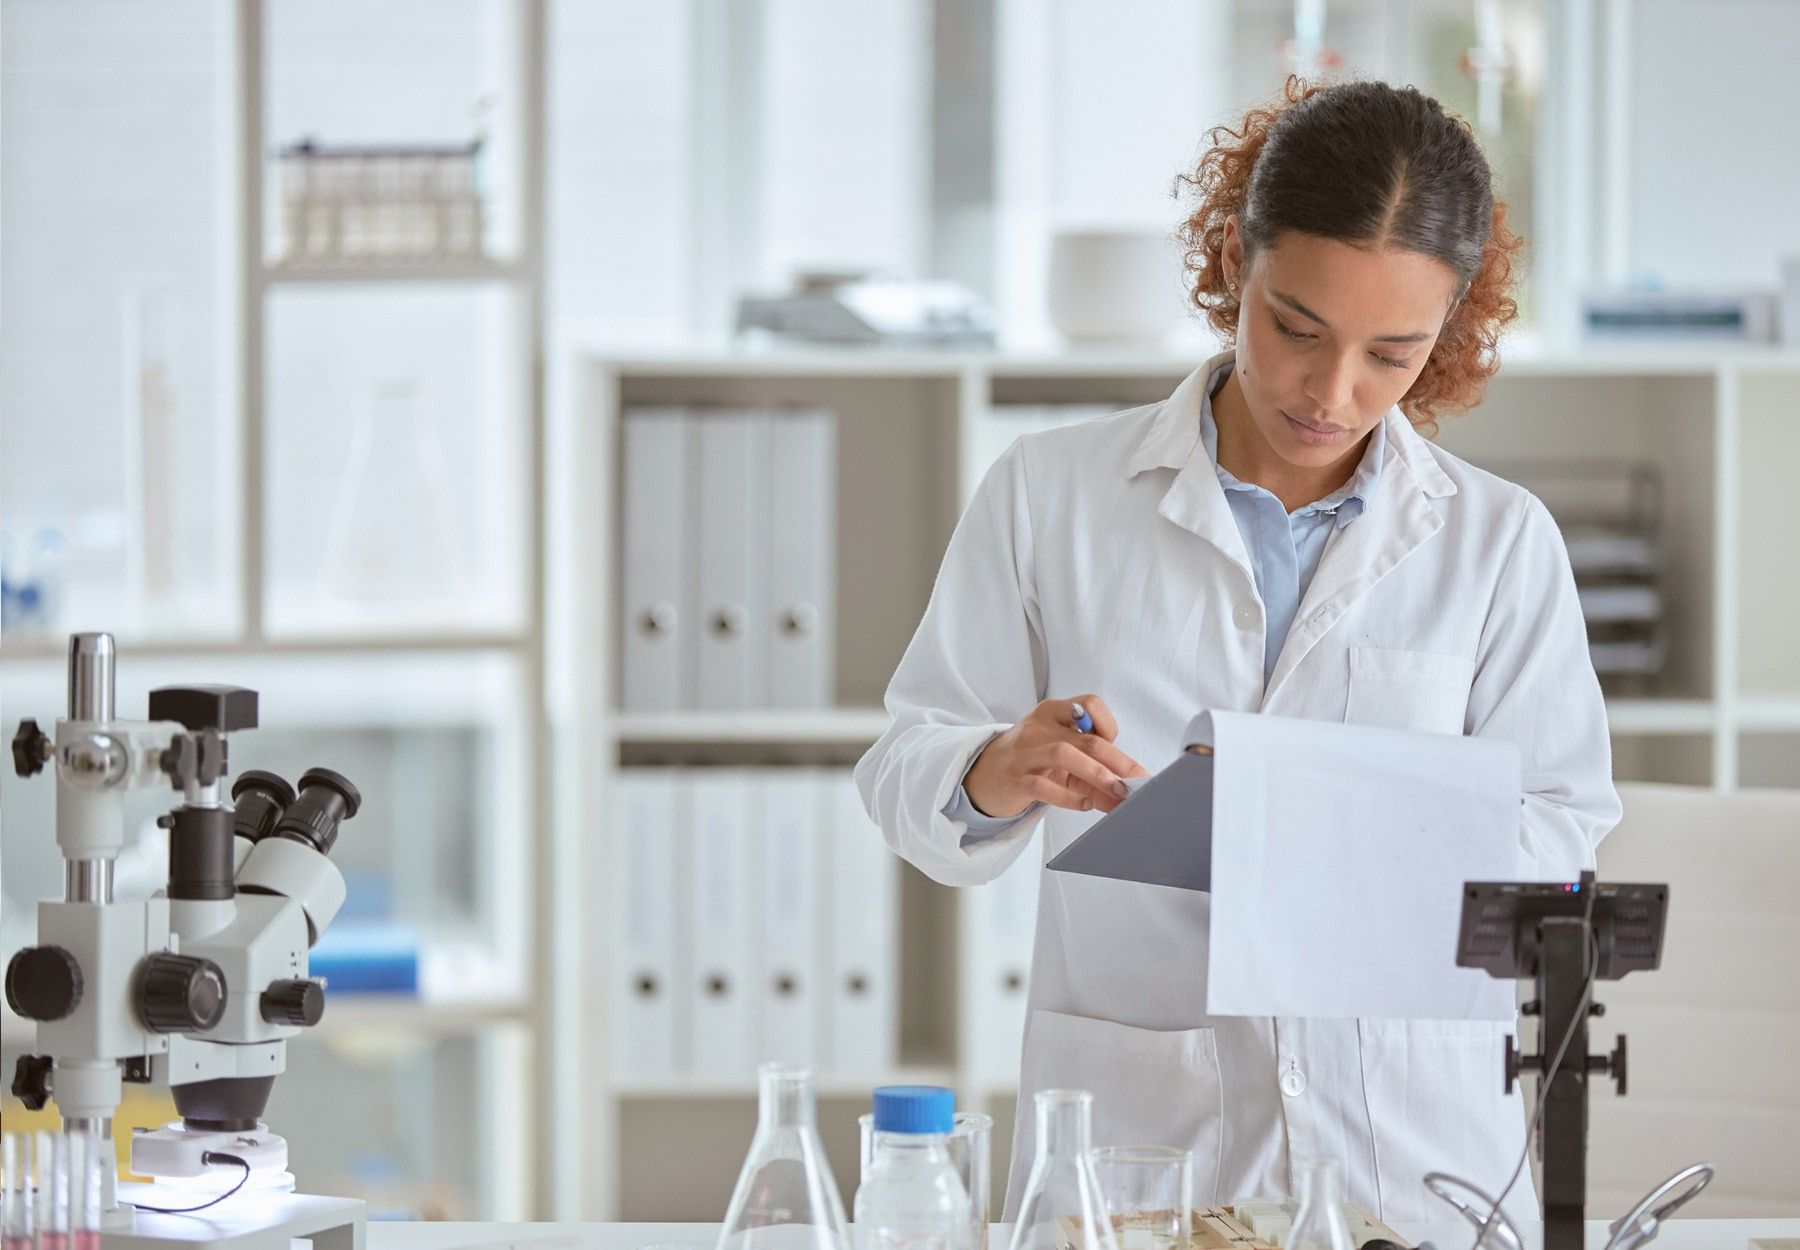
[1088,1147,1191,1250]
[1045,231,1189,346]
[862,1111,991,1250]
[1285,1158,1355,1250]
[1007,1089,1119,1250]
[1581,286,1780,342]
[854,1086,971,1250]
[3,632,365,1241]
[276,136,485,267]
[736,272,996,348]
[716,1063,848,1250]
[316,378,471,620]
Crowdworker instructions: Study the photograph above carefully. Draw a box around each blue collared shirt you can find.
[945,363,1388,834]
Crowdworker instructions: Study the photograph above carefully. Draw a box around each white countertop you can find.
[367,1219,1800,1250]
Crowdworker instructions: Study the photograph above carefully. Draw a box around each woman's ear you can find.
[1220,215,1245,294]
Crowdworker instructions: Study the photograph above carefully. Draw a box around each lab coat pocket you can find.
[1010,1009,1225,1208]
[1344,647,1476,736]
[1355,1018,1532,1223]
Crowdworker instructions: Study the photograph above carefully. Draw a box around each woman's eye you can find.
[1275,314,1410,369]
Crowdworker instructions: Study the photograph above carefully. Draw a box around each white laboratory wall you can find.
[758,0,931,286]
[1616,0,1800,289]
[0,0,240,638]
[994,0,1232,347]
[547,0,694,344]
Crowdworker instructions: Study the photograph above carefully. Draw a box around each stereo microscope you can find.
[4,633,366,1249]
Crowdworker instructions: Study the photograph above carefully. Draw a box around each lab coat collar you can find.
[1128,349,1457,502]
[1130,349,1462,699]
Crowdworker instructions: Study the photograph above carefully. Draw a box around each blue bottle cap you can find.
[872,1085,955,1135]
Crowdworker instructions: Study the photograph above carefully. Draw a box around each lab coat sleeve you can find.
[854,439,1051,887]
[1465,491,1623,879]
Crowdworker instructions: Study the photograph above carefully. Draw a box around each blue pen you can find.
[1070,701,1094,734]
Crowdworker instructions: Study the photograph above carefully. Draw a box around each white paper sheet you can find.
[1190,710,1524,1021]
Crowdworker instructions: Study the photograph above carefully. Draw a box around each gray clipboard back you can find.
[1044,748,1214,892]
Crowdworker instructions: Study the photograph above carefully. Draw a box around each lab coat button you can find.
[1280,1067,1307,1097]
[1233,603,1257,630]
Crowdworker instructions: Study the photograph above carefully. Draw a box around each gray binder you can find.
[1045,749,1214,892]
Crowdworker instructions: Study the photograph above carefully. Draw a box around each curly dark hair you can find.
[1175,76,1524,430]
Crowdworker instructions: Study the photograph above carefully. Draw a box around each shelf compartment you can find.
[1436,372,1718,701]
[1738,732,1800,789]
[1735,368,1800,701]
[262,283,531,639]
[1610,733,1714,787]
[609,371,963,712]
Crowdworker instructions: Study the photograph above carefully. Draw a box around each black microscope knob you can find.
[4,945,83,1021]
[135,953,227,1033]
[260,979,326,1028]
[10,1054,54,1111]
[12,719,51,778]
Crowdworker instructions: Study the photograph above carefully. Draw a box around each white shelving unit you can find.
[560,339,1800,1220]
[1,0,552,1223]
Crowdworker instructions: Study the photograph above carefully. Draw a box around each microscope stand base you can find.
[105,1187,365,1250]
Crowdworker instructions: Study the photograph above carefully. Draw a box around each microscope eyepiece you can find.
[232,769,297,842]
[272,767,360,856]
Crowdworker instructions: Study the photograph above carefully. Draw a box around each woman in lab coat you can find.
[854,78,1621,1224]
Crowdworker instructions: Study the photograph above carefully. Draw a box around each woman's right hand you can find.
[962,694,1150,818]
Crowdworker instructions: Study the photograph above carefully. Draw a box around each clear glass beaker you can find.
[859,1111,992,1249]
[1089,1146,1191,1250]
[1006,1090,1119,1250]
[1286,1158,1354,1250]
[716,1064,848,1250]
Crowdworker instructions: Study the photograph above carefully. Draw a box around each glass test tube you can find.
[40,1132,68,1250]
[71,1132,102,1250]
[2,1133,33,1250]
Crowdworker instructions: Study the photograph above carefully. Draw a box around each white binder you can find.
[620,409,693,711]
[964,848,1040,1091]
[686,769,759,1080]
[766,411,837,709]
[607,769,684,1081]
[824,771,898,1073]
[756,770,823,1067]
[694,413,771,709]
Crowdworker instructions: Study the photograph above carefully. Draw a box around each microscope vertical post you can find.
[59,633,120,1153]
[1537,916,1591,1250]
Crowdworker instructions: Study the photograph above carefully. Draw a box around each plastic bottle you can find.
[855,1086,971,1250]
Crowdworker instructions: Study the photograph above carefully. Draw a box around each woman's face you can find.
[1221,221,1460,472]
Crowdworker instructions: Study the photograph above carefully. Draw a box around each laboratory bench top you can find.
[367,1219,1800,1250]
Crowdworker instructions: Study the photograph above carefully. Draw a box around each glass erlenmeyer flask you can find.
[1006,1090,1119,1250]
[717,1064,849,1250]
[1286,1158,1355,1250]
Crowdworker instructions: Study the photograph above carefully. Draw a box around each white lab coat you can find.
[854,350,1621,1225]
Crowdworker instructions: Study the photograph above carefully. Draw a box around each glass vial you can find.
[717,1064,848,1250]
[1006,1090,1119,1250]
[1286,1158,1355,1250]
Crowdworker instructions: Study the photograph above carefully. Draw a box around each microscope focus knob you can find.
[135,953,227,1033]
[10,1054,53,1111]
[4,945,83,1021]
[260,978,326,1028]
[11,719,51,778]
